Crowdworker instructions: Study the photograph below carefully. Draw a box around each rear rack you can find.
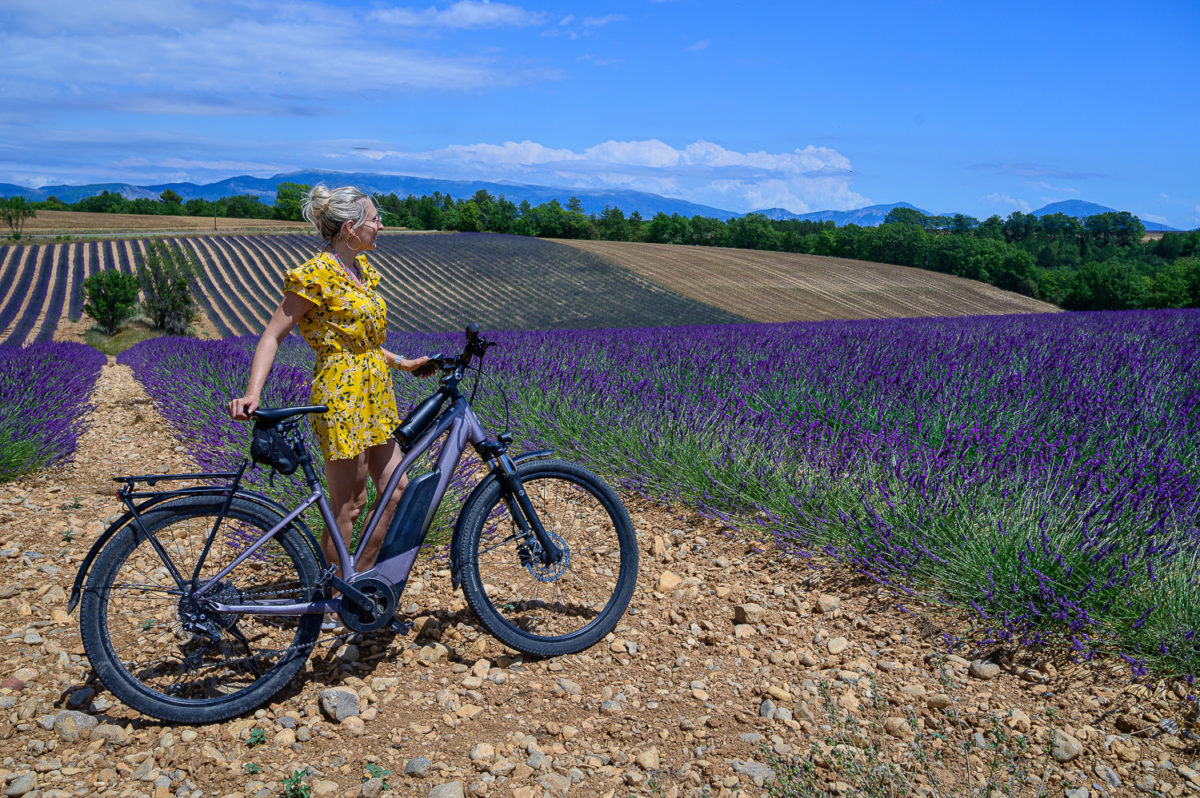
[114,466,245,499]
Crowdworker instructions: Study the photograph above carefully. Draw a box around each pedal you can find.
[388,617,413,635]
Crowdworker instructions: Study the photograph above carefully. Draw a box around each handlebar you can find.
[412,323,495,380]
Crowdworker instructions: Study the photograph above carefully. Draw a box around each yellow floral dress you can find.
[283,252,400,461]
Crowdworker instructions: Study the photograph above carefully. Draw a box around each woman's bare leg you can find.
[323,454,369,578]
[358,438,407,572]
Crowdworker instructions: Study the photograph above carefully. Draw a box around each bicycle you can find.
[68,324,639,723]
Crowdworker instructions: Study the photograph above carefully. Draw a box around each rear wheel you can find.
[457,459,638,657]
[79,496,323,723]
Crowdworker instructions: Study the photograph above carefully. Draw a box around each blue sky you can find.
[2,0,1198,228]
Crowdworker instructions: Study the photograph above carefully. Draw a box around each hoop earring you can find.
[346,231,362,250]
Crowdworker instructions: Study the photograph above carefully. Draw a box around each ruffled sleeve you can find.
[283,258,332,305]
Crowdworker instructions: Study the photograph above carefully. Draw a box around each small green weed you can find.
[242,762,261,775]
[281,770,311,798]
[245,728,267,748]
[362,762,391,789]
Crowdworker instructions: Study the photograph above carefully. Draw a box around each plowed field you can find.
[557,240,1059,321]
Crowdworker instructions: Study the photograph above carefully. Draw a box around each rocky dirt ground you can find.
[1,361,1198,798]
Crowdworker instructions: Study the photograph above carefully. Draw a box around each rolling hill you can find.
[0,230,1058,347]
[556,240,1059,323]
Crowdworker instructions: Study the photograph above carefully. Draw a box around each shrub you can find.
[82,270,140,335]
[138,241,198,335]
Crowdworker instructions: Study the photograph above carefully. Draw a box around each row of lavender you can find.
[0,342,107,482]
[120,310,1200,675]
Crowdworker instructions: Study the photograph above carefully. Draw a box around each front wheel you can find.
[79,496,323,723]
[457,459,638,657]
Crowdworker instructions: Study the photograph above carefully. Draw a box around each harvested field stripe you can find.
[3,246,52,346]
[375,240,476,329]
[0,246,20,317]
[202,236,274,330]
[233,234,288,307]
[68,242,87,321]
[0,247,35,342]
[172,238,239,338]
[34,244,70,343]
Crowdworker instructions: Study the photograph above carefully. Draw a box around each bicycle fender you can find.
[66,489,325,613]
[448,449,555,591]
[67,509,138,613]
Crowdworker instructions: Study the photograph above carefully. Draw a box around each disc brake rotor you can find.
[521,530,570,582]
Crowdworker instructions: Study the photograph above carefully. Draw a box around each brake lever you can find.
[413,352,442,378]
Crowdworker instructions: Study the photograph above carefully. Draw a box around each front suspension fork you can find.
[494,455,563,565]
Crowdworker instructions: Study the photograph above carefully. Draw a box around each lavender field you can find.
[0,342,106,481]
[120,310,1200,675]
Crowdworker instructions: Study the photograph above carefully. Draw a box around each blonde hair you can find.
[302,184,370,244]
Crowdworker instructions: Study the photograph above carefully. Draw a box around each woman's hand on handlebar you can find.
[398,355,434,377]
[228,395,260,421]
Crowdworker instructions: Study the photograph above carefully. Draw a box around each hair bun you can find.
[302,184,369,244]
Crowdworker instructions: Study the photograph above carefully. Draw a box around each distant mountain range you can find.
[0,171,1184,231]
[0,170,739,221]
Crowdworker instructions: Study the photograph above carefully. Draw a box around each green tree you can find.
[690,215,729,247]
[561,197,594,239]
[0,197,36,239]
[274,182,311,221]
[883,207,931,228]
[524,200,567,238]
[727,213,780,250]
[948,214,979,233]
[1062,261,1146,311]
[596,206,629,241]
[76,190,129,214]
[184,198,217,217]
[626,211,645,241]
[159,189,185,215]
[138,241,199,335]
[1085,211,1146,250]
[456,200,482,232]
[223,194,273,219]
[34,196,68,211]
[83,271,140,335]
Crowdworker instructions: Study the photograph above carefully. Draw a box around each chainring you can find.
[338,577,398,633]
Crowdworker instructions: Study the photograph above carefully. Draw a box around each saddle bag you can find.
[250,425,300,475]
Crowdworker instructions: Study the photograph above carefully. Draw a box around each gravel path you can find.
[0,361,1196,798]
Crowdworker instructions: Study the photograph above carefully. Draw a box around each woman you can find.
[227,185,428,615]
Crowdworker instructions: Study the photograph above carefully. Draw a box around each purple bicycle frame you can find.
[195,396,490,616]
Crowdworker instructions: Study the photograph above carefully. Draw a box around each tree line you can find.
[19,184,1200,311]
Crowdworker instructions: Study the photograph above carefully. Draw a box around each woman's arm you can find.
[227,292,315,419]
[382,347,430,373]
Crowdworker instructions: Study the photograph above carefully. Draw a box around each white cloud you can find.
[0,0,554,117]
[685,39,710,52]
[582,14,625,28]
[333,137,868,213]
[368,1,546,28]
[1025,180,1079,195]
[544,11,622,38]
[577,54,623,67]
[983,193,1031,213]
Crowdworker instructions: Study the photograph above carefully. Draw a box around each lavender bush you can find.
[0,342,107,481]
[121,310,1200,674]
